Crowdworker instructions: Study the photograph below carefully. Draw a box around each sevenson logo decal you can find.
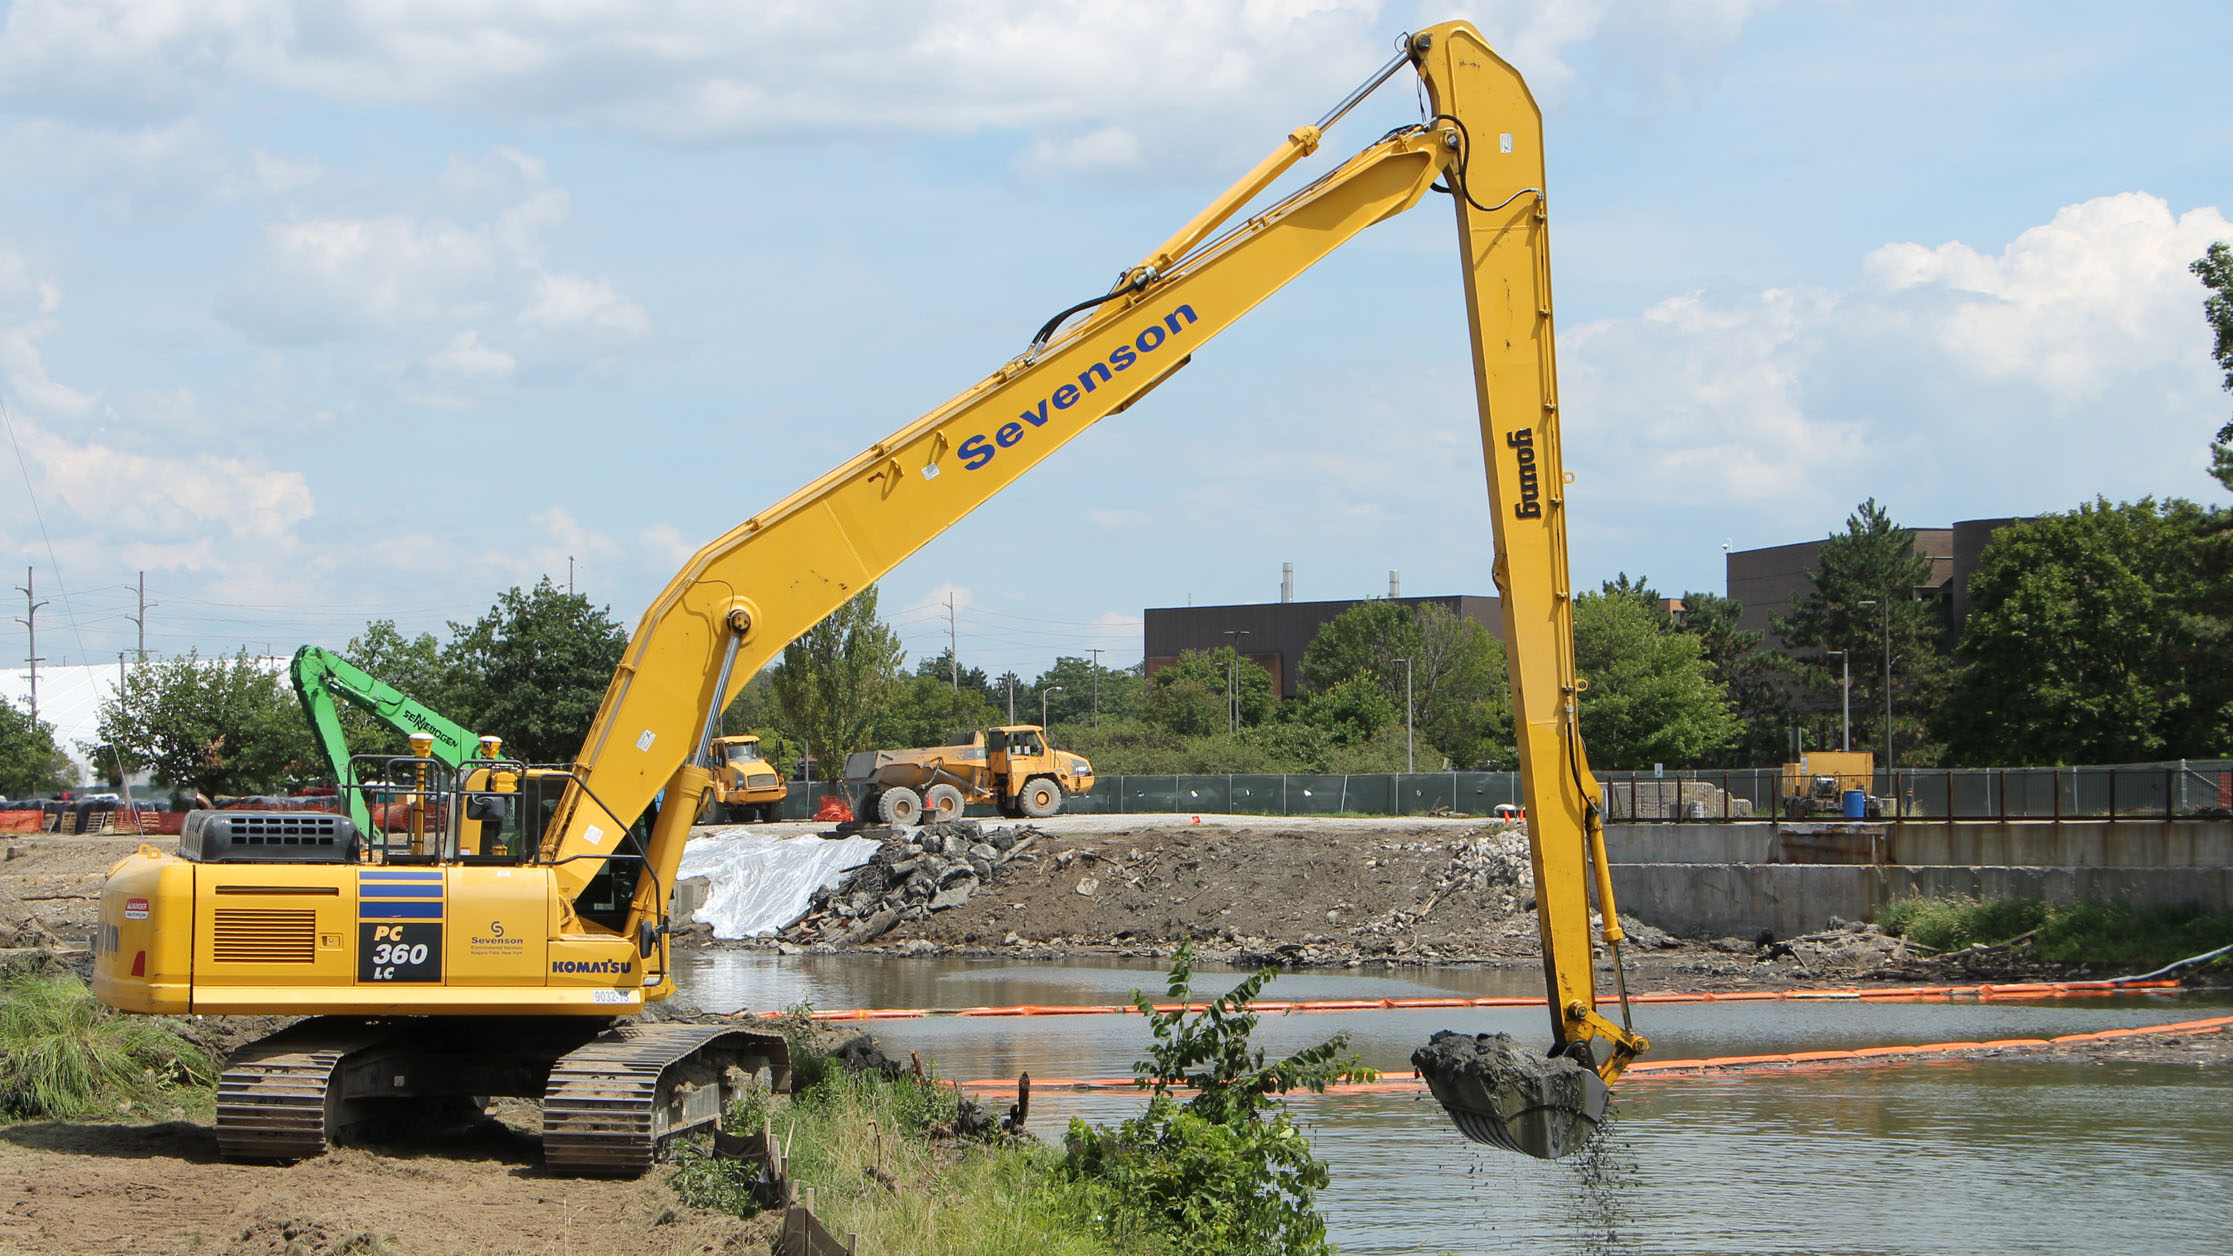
[959,305,1199,472]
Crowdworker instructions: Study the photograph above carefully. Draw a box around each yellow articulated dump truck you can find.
[845,725,1093,825]
[702,734,789,823]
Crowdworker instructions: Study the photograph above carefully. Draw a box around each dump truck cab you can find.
[985,725,1093,817]
[705,734,788,823]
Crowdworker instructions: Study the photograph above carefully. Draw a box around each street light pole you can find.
[1826,649,1849,751]
[1042,685,1063,726]
[1222,630,1251,733]
[1394,657,1414,773]
[1860,598,1891,768]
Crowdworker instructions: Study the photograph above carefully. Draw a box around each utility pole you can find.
[1086,648,1104,726]
[1222,630,1250,733]
[15,567,47,723]
[1006,673,1016,724]
[125,570,156,661]
[568,555,575,596]
[1394,657,1414,773]
[948,594,959,690]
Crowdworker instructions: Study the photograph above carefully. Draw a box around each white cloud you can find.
[0,2,1767,152]
[426,331,515,380]
[1556,192,2232,515]
[223,155,651,384]
[520,273,650,336]
[1862,192,2233,398]
[18,419,313,546]
[1014,125,1146,181]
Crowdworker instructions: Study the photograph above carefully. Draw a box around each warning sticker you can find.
[124,898,149,921]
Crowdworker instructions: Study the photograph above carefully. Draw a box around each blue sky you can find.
[3,0,2228,685]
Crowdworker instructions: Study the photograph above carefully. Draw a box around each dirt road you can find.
[0,1114,770,1255]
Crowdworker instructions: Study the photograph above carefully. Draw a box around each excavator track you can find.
[214,1022,390,1162]
[541,1023,790,1176]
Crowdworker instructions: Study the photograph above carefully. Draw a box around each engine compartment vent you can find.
[211,908,318,964]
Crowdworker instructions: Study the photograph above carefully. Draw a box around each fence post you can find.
[2108,767,2117,820]
[2167,766,2175,822]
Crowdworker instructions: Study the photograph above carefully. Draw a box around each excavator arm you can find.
[290,646,481,834]
[547,21,1644,1149]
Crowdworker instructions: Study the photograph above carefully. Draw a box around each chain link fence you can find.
[767,760,2233,823]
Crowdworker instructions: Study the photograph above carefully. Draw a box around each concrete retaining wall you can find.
[1605,820,2233,867]
[1612,863,2233,940]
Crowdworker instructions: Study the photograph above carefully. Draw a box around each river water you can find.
[675,952,2233,1255]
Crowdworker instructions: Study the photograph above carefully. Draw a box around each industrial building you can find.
[1722,517,2025,649]
[1142,566,1501,699]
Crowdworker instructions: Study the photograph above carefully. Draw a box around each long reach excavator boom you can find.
[97,21,1643,1170]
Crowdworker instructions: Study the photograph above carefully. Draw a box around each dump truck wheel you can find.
[878,787,924,827]
[925,784,965,823]
[1019,778,1062,819]
[758,802,782,823]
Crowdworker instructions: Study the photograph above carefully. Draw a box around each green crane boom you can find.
[289,645,480,833]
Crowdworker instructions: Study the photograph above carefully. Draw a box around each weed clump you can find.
[1880,897,2233,968]
[0,970,216,1121]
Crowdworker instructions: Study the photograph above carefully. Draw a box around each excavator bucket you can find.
[1411,1030,1608,1160]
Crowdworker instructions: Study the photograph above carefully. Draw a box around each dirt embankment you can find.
[754,818,1952,987]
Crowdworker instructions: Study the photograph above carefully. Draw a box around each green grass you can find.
[0,971,217,1121]
[679,1055,1143,1256]
[1879,897,2233,969]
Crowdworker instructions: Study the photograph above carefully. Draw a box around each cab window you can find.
[1011,731,1044,756]
[725,742,762,766]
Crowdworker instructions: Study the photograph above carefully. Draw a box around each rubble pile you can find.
[780,821,1042,947]
[1347,825,1537,956]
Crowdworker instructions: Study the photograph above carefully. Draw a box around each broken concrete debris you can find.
[781,821,1043,946]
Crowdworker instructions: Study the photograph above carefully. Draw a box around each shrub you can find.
[1059,941,1373,1256]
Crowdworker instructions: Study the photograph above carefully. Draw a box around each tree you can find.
[1772,499,1948,765]
[1572,592,1737,768]
[912,647,991,698]
[880,670,1004,748]
[1298,601,1510,768]
[2195,242,2233,491]
[770,585,905,784]
[0,699,74,797]
[93,652,317,797]
[1144,648,1272,737]
[440,578,629,765]
[1298,601,1413,698]
[1031,654,1141,727]
[1676,590,1797,767]
[1934,498,2232,765]
[333,619,453,757]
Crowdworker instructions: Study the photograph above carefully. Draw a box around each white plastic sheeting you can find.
[677,828,880,938]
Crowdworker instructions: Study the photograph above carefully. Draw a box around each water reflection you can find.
[677,952,2233,1254]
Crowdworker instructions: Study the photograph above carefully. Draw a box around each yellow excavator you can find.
[94,19,1645,1170]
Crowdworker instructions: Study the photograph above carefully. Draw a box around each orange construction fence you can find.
[746,978,2186,1024]
[949,1013,2233,1097]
